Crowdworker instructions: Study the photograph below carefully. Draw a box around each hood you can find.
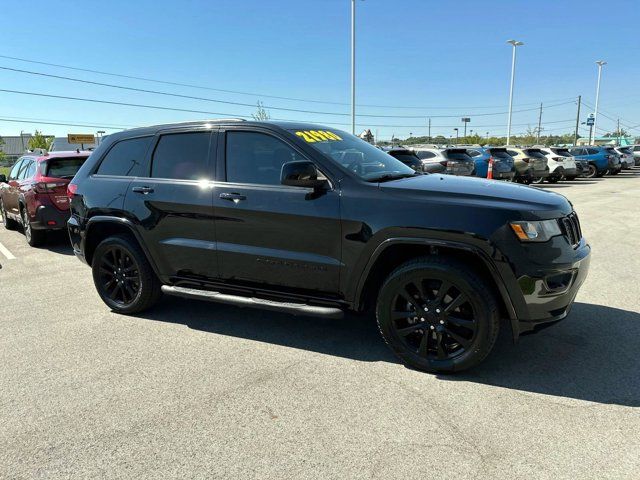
[379,174,571,216]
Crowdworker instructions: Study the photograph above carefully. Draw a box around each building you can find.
[0,134,33,164]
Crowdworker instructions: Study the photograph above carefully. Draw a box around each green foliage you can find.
[0,136,5,161]
[384,131,579,147]
[251,101,271,121]
[27,130,54,150]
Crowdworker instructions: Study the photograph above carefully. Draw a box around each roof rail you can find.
[27,148,48,156]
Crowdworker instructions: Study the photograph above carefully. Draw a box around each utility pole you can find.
[574,95,581,146]
[375,128,378,146]
[617,118,620,145]
[536,103,543,144]
[428,118,431,142]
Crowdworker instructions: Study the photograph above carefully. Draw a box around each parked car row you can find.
[382,143,637,184]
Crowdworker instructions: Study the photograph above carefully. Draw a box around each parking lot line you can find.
[0,241,16,260]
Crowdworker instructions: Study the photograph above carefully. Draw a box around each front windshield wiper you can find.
[367,172,419,183]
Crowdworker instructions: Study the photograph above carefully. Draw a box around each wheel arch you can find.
[84,216,161,279]
[354,238,518,338]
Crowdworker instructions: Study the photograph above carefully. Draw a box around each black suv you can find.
[68,120,591,373]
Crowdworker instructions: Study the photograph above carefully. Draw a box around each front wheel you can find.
[92,235,162,314]
[376,256,500,373]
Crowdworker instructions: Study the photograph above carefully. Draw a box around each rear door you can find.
[213,127,341,293]
[124,127,218,281]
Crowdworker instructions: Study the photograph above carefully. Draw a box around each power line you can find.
[0,65,576,119]
[0,117,130,130]
[0,53,577,111]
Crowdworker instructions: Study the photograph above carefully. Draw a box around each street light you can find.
[591,60,607,144]
[350,1,363,135]
[506,39,524,145]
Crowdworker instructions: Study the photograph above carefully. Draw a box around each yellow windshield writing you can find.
[295,130,342,143]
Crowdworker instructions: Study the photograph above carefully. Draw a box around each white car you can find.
[538,147,578,182]
[614,146,635,169]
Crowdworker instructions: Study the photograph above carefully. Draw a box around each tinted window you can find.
[390,153,420,164]
[226,131,307,185]
[467,149,481,157]
[151,132,211,180]
[45,157,88,178]
[550,148,570,156]
[507,150,519,157]
[416,151,437,159]
[444,150,472,161]
[8,159,24,180]
[97,137,152,176]
[489,150,512,159]
[524,149,546,159]
[633,146,640,152]
[587,148,599,155]
[570,148,584,155]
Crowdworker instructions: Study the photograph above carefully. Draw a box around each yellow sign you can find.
[295,130,342,143]
[67,134,95,144]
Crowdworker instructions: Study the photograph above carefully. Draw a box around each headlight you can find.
[510,220,562,242]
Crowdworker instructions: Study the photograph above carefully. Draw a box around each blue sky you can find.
[0,0,638,140]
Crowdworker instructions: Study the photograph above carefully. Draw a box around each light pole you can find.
[453,128,459,144]
[506,39,524,146]
[350,0,357,135]
[591,60,607,144]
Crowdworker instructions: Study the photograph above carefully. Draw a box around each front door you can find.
[3,158,26,215]
[125,128,219,281]
[213,128,341,293]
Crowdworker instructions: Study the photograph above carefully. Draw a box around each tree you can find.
[0,136,5,161]
[252,101,271,121]
[27,130,54,151]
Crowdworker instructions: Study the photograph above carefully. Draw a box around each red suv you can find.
[0,151,90,246]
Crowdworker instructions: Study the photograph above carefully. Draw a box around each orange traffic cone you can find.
[487,157,494,179]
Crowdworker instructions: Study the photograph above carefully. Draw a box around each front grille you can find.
[558,212,582,248]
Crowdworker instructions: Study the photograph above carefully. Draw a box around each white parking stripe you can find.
[0,241,16,260]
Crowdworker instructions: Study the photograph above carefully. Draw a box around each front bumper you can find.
[31,205,71,230]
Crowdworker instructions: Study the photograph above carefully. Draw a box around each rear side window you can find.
[524,149,546,159]
[151,132,212,180]
[45,157,88,178]
[587,148,599,155]
[467,149,481,157]
[96,137,152,176]
[225,131,307,185]
[507,150,519,157]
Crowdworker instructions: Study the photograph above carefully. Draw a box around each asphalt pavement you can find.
[1,169,639,479]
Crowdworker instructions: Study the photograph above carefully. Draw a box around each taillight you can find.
[439,160,448,167]
[67,183,78,199]
[522,157,530,163]
[35,182,67,193]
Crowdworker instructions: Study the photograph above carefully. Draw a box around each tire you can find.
[375,256,500,373]
[531,176,544,184]
[92,235,162,314]
[585,164,597,178]
[1,198,18,230]
[609,169,620,175]
[21,206,45,247]
[595,170,606,178]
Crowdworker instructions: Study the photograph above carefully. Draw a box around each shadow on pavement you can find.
[139,298,639,406]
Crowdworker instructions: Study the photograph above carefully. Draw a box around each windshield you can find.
[291,128,416,181]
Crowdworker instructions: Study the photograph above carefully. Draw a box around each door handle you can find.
[219,192,246,202]
[132,186,154,194]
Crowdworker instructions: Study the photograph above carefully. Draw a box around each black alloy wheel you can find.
[97,245,142,308]
[376,257,500,373]
[92,235,162,314]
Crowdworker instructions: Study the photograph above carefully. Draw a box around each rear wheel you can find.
[531,176,544,184]
[376,256,500,373]
[584,164,597,178]
[92,235,162,314]
[21,206,45,247]
[1,198,18,230]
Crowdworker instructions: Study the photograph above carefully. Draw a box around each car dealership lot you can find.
[1,171,639,479]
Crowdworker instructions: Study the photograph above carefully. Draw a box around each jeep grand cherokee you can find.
[67,120,590,373]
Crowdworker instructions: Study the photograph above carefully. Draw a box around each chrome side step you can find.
[161,285,344,319]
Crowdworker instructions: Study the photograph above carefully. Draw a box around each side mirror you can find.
[281,161,328,189]
[0,174,6,183]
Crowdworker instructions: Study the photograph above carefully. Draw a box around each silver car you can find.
[615,146,635,169]
[412,148,475,176]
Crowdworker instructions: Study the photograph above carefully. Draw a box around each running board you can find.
[161,285,344,319]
